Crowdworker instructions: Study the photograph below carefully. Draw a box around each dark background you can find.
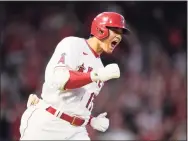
[0,1,187,141]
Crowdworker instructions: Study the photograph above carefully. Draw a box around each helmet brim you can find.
[122,28,130,35]
[107,26,130,35]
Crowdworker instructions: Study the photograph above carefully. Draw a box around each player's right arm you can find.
[46,37,92,91]
[46,37,120,91]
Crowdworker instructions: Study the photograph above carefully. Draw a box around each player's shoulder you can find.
[59,36,85,45]
[55,36,85,52]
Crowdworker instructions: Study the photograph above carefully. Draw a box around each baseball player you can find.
[19,12,130,140]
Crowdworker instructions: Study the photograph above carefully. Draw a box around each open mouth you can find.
[111,41,118,48]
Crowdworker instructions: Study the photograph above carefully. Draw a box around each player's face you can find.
[101,27,123,54]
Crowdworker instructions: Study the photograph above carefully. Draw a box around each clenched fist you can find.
[91,63,120,82]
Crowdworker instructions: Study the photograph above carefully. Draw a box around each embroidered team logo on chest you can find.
[77,63,86,72]
[77,63,93,73]
[77,63,103,88]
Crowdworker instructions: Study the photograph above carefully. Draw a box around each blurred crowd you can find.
[0,2,187,141]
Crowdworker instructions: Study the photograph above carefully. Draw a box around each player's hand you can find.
[27,94,40,108]
[90,112,109,132]
[90,63,120,82]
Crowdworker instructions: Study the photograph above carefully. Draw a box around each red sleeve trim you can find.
[64,70,92,90]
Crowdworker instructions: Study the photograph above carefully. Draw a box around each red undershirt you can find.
[64,70,92,89]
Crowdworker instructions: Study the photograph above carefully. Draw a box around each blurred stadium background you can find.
[0,1,187,141]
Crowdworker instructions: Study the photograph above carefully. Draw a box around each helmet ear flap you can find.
[95,26,109,39]
[96,27,104,35]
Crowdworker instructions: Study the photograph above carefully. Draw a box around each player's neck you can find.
[86,37,103,55]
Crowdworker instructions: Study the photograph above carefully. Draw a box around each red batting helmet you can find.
[91,12,130,40]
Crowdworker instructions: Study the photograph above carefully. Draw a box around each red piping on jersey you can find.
[64,70,92,90]
[85,40,100,58]
[87,116,94,125]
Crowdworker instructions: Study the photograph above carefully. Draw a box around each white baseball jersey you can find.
[41,36,104,119]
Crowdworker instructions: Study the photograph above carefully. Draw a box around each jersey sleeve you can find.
[53,37,80,70]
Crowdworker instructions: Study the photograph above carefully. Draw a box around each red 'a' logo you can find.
[58,53,66,64]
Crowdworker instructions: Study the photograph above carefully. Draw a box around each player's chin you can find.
[104,49,113,54]
[103,46,114,54]
[107,48,114,54]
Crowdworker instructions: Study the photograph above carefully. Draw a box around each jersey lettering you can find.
[86,93,95,111]
[97,80,103,88]
[77,63,86,72]
[87,67,93,73]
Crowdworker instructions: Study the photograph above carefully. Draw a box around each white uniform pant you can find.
[19,106,90,140]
